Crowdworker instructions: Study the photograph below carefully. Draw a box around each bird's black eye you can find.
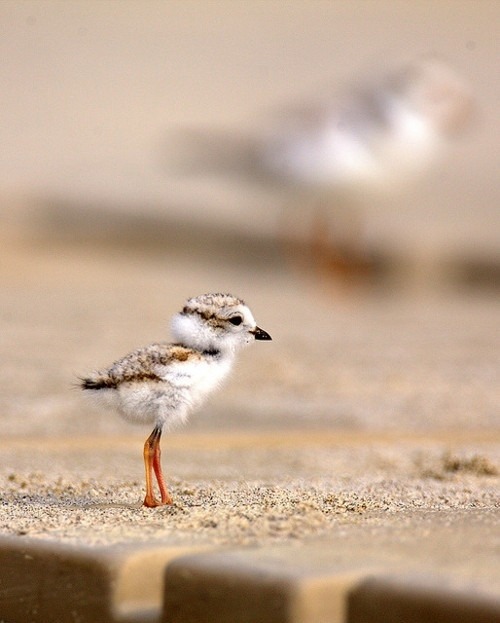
[228,315,243,326]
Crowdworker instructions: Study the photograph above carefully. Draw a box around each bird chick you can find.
[81,293,271,507]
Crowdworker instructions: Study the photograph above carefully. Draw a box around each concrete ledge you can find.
[160,512,499,623]
[162,553,500,623]
[0,536,201,623]
[161,549,367,623]
[1,509,498,623]
[347,575,500,623]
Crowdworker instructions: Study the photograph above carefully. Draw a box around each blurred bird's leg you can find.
[278,191,381,290]
[310,196,373,281]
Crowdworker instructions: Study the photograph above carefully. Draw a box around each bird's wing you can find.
[103,343,198,386]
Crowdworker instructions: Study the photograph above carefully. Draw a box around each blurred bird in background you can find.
[172,57,474,287]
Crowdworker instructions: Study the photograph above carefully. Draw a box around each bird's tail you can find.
[79,374,114,391]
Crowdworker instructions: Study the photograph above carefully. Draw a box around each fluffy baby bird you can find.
[81,293,271,507]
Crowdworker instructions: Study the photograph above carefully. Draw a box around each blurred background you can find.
[1,0,499,275]
[0,1,498,438]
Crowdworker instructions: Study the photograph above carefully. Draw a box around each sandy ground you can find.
[0,434,498,548]
[0,232,498,549]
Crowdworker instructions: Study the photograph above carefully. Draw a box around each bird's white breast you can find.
[159,354,233,405]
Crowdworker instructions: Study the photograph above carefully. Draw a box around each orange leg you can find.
[152,432,173,505]
[143,426,172,507]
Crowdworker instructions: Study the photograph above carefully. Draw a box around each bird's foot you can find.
[162,493,174,505]
[143,495,163,508]
[143,494,173,508]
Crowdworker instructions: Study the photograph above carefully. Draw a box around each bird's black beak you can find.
[252,326,272,341]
